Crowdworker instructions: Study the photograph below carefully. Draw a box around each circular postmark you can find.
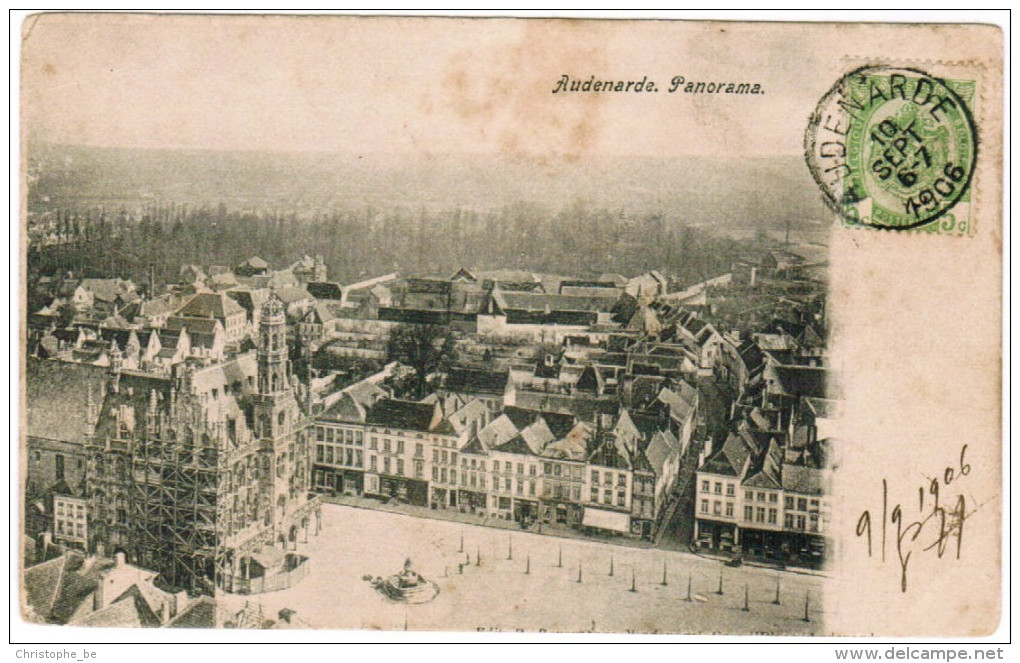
[805,65,977,231]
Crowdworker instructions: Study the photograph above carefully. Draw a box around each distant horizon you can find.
[25,138,804,161]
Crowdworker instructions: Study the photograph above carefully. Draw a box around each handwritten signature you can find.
[855,444,973,592]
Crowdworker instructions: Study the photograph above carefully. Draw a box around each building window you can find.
[55,454,65,481]
[316,427,325,441]
[529,481,536,496]
[451,470,457,484]
[745,490,753,501]
[701,480,709,493]
[714,482,722,495]
[415,443,423,458]
[726,484,735,497]
[516,482,523,496]
[701,499,709,514]
[769,493,778,503]
[798,498,808,511]
[572,486,581,501]
[745,506,754,521]
[785,496,794,510]
[356,450,363,467]
[316,445,324,463]
[529,465,536,477]
[397,459,404,475]
[370,437,378,451]
[713,501,721,516]
[504,478,511,491]
[397,440,405,454]
[757,507,766,523]
[433,449,439,463]
[592,470,600,486]
[383,440,391,453]
[517,463,524,475]
[617,491,625,507]
[796,515,806,530]
[370,455,377,471]
[768,508,777,524]
[784,514,794,528]
[725,503,734,517]
[758,492,767,503]
[493,461,500,472]
[432,466,439,481]
[592,488,599,503]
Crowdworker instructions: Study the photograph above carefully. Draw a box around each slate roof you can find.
[738,339,766,375]
[165,316,222,336]
[22,554,68,620]
[442,368,509,396]
[177,292,245,319]
[493,291,618,313]
[772,366,833,399]
[71,585,162,627]
[642,429,679,476]
[805,397,841,420]
[477,415,522,450]
[276,286,313,304]
[541,422,591,461]
[700,432,757,478]
[25,359,108,443]
[743,440,784,489]
[781,463,825,496]
[120,295,180,321]
[240,256,269,269]
[494,434,540,456]
[80,278,134,303]
[306,281,345,300]
[460,435,490,456]
[365,399,437,433]
[165,596,218,628]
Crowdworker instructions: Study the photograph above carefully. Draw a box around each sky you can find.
[21,13,847,158]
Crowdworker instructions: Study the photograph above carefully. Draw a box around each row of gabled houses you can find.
[308,364,699,540]
[693,345,836,566]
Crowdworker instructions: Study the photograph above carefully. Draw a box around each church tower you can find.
[258,298,290,398]
[252,297,311,546]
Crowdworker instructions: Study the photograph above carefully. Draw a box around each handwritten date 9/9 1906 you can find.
[856,445,974,592]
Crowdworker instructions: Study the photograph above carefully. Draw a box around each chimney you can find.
[115,551,126,567]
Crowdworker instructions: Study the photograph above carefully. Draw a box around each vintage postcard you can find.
[17,14,1003,639]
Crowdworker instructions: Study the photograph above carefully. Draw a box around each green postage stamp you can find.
[805,66,978,235]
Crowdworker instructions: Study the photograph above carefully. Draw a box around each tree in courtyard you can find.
[56,301,77,329]
[385,324,457,399]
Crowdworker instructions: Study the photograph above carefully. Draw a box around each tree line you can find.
[27,200,752,294]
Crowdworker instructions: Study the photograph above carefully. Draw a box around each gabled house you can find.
[175,292,247,345]
[235,256,269,278]
[164,316,225,361]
